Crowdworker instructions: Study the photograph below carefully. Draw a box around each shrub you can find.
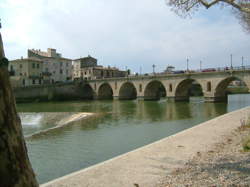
[243,135,250,151]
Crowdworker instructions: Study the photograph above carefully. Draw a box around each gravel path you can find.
[158,126,250,187]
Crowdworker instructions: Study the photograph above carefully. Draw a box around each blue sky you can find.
[1,0,250,73]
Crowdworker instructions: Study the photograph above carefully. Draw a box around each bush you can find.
[243,135,250,151]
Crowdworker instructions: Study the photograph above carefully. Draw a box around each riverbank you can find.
[41,106,250,187]
[158,123,250,186]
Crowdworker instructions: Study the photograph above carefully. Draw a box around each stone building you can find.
[73,56,127,80]
[28,48,73,83]
[9,57,44,87]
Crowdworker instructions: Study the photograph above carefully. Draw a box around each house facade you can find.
[28,48,73,83]
[73,56,127,80]
[9,57,44,87]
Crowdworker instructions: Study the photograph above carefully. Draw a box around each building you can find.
[9,57,44,87]
[28,48,73,83]
[73,56,127,80]
[164,66,175,74]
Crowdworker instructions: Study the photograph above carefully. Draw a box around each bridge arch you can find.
[98,83,113,99]
[144,80,166,100]
[214,76,248,99]
[119,82,137,100]
[82,83,95,99]
[175,79,203,101]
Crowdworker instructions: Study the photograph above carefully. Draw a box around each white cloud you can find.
[1,0,250,73]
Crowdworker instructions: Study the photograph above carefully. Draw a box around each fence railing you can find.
[92,65,250,80]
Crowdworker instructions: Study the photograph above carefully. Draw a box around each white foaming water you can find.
[20,113,43,126]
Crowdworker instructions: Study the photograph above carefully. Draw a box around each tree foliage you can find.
[166,0,250,32]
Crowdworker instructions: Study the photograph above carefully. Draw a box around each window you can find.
[39,79,41,85]
[169,84,173,92]
[32,79,35,84]
[37,64,40,68]
[60,69,63,74]
[85,71,87,75]
[207,81,211,92]
[19,64,22,68]
[139,84,142,92]
[66,63,68,67]
[60,62,63,67]
[20,73,22,76]
[32,63,35,68]
[22,79,25,86]
[66,70,68,75]
[45,68,49,72]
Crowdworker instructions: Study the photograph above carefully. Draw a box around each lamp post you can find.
[152,64,156,74]
[186,58,189,72]
[140,66,142,75]
[230,54,233,69]
[242,56,244,69]
[200,60,202,71]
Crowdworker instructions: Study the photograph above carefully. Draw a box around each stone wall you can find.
[13,83,89,103]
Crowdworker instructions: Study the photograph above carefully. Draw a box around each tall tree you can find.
[0,25,38,186]
[166,0,250,32]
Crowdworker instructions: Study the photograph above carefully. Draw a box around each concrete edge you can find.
[41,106,250,186]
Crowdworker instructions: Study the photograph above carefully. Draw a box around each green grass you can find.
[243,135,250,151]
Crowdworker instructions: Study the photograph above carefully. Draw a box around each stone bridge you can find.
[82,69,250,102]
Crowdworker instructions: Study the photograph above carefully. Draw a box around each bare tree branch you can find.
[166,0,250,33]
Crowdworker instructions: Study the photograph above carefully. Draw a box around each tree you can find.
[166,0,250,32]
[235,3,250,31]
[0,27,38,186]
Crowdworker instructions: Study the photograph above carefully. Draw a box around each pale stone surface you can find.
[87,71,250,102]
[41,106,250,187]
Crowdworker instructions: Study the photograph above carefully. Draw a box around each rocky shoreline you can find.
[158,125,250,187]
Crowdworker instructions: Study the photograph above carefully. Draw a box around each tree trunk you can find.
[0,32,38,186]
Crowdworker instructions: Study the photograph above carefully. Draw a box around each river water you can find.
[17,94,250,184]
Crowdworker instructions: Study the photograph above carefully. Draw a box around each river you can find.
[17,94,250,184]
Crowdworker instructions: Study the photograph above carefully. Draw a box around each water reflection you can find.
[18,94,250,184]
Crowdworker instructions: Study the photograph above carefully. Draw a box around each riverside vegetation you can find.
[241,118,250,151]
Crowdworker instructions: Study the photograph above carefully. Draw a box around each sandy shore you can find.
[158,124,250,186]
[41,106,250,187]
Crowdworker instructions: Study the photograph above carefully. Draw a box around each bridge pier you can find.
[137,96,144,101]
[113,96,119,100]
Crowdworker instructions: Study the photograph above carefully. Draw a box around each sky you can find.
[0,0,250,74]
